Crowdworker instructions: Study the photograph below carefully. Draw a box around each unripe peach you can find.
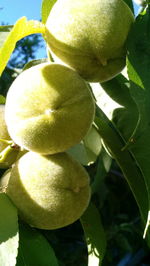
[0,105,11,151]
[45,0,134,82]
[6,151,91,229]
[5,63,95,154]
[0,105,20,168]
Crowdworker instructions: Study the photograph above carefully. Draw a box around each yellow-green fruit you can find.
[0,105,11,151]
[6,151,91,229]
[0,169,11,190]
[5,63,95,155]
[45,0,134,82]
[0,105,20,169]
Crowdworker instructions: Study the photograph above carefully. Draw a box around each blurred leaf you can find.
[81,203,106,266]
[0,25,13,32]
[0,193,19,266]
[16,223,58,266]
[9,34,45,69]
[41,0,57,24]
[0,17,45,76]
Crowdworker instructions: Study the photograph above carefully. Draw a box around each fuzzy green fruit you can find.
[5,63,95,155]
[0,169,11,190]
[0,105,11,151]
[45,0,134,82]
[0,105,20,169]
[6,151,91,229]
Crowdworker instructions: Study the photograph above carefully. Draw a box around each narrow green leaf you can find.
[80,203,106,266]
[95,105,149,227]
[16,223,58,266]
[41,0,57,24]
[0,17,45,76]
[0,193,19,266]
[92,73,149,235]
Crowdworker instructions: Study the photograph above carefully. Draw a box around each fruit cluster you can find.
[0,0,134,230]
[0,63,94,229]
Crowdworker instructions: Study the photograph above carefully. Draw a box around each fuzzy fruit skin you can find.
[0,105,20,169]
[45,0,134,82]
[0,105,11,151]
[5,63,95,155]
[6,151,91,229]
[0,169,11,190]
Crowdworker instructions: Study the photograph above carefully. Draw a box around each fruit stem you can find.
[0,143,19,164]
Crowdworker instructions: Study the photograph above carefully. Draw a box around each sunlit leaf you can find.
[41,0,57,24]
[16,223,58,266]
[0,193,18,266]
[81,203,106,266]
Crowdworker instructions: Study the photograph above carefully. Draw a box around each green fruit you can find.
[5,63,95,155]
[6,151,91,229]
[0,105,20,169]
[0,105,11,151]
[0,169,11,190]
[45,0,134,82]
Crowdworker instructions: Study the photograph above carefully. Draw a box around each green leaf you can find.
[16,223,58,266]
[99,74,139,143]
[41,0,57,24]
[126,5,150,239]
[0,95,5,104]
[68,125,102,166]
[80,203,106,266]
[95,105,148,228]
[0,193,19,266]
[92,71,150,234]
[0,17,45,76]
[91,148,112,195]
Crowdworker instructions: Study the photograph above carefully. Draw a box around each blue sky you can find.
[0,0,42,24]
